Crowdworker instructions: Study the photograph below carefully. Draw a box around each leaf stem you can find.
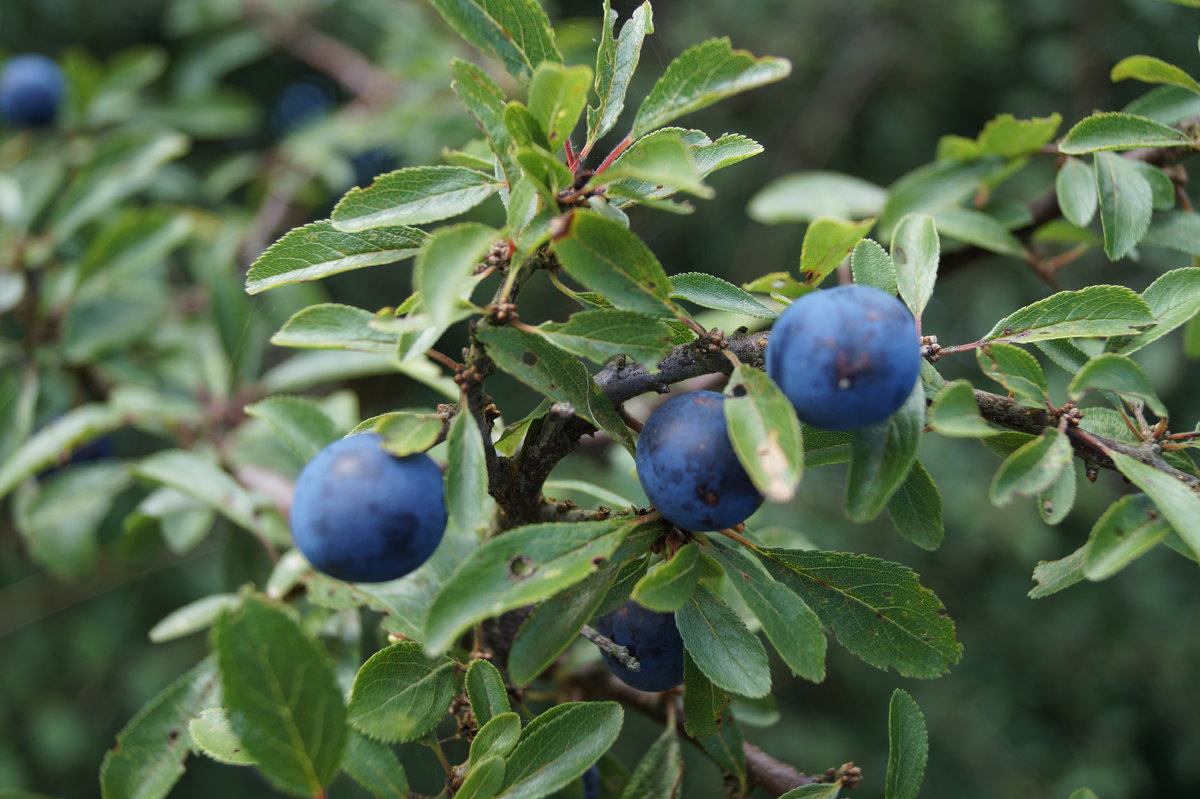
[594,135,633,175]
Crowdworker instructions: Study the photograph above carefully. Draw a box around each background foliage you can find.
[2,0,1200,797]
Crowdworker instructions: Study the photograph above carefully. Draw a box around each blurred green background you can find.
[2,0,1199,797]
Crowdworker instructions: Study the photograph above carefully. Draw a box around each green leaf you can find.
[1107,451,1200,560]
[189,708,254,767]
[424,518,639,653]
[616,726,683,799]
[1067,353,1167,416]
[552,211,676,318]
[889,214,939,319]
[374,412,445,457]
[887,461,945,551]
[850,238,898,295]
[132,450,259,534]
[723,363,804,502]
[984,285,1155,344]
[670,272,777,318]
[1108,268,1200,354]
[692,132,764,177]
[976,342,1049,403]
[14,463,129,579]
[245,221,425,294]
[741,271,811,300]
[1056,158,1098,228]
[465,659,512,727]
[845,383,924,522]
[587,0,654,148]
[446,410,496,536]
[757,548,962,678]
[1083,494,1172,581]
[149,594,241,644]
[682,652,729,738]
[1038,463,1077,525]
[1094,151,1154,260]
[451,59,519,184]
[427,0,559,83]
[1111,55,1200,95]
[709,543,826,682]
[99,658,221,799]
[529,62,592,147]
[457,755,506,799]
[79,207,191,290]
[476,325,635,454]
[1068,790,1100,799]
[215,596,347,796]
[878,160,996,240]
[631,38,791,138]
[1059,112,1193,154]
[698,714,747,793]
[125,487,215,556]
[1142,209,1200,255]
[53,126,188,240]
[676,584,772,698]
[331,166,498,233]
[245,396,340,461]
[470,713,522,764]
[975,112,1063,157]
[601,130,713,200]
[779,785,841,799]
[884,689,929,799]
[509,565,615,688]
[538,311,676,365]
[928,380,994,437]
[1131,160,1177,210]
[0,404,124,501]
[342,730,410,799]
[632,543,701,612]
[496,702,623,799]
[989,429,1072,507]
[270,304,398,354]
[799,217,875,286]
[1124,85,1200,124]
[415,223,497,328]
[748,171,885,224]
[347,642,458,743]
[1029,546,1088,599]
[933,208,1025,258]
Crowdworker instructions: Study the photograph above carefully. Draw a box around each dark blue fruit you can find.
[290,433,446,583]
[593,600,684,692]
[766,283,920,431]
[271,76,335,137]
[0,55,65,127]
[581,764,600,799]
[635,390,763,532]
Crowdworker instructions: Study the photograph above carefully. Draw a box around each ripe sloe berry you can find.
[593,600,684,692]
[0,55,65,127]
[290,433,446,582]
[635,390,763,532]
[766,283,920,430]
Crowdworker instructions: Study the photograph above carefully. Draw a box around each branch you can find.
[501,330,1199,520]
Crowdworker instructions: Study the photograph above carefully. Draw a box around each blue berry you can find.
[635,390,763,532]
[593,600,684,693]
[0,55,65,128]
[581,764,600,799]
[766,284,920,430]
[290,433,446,583]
